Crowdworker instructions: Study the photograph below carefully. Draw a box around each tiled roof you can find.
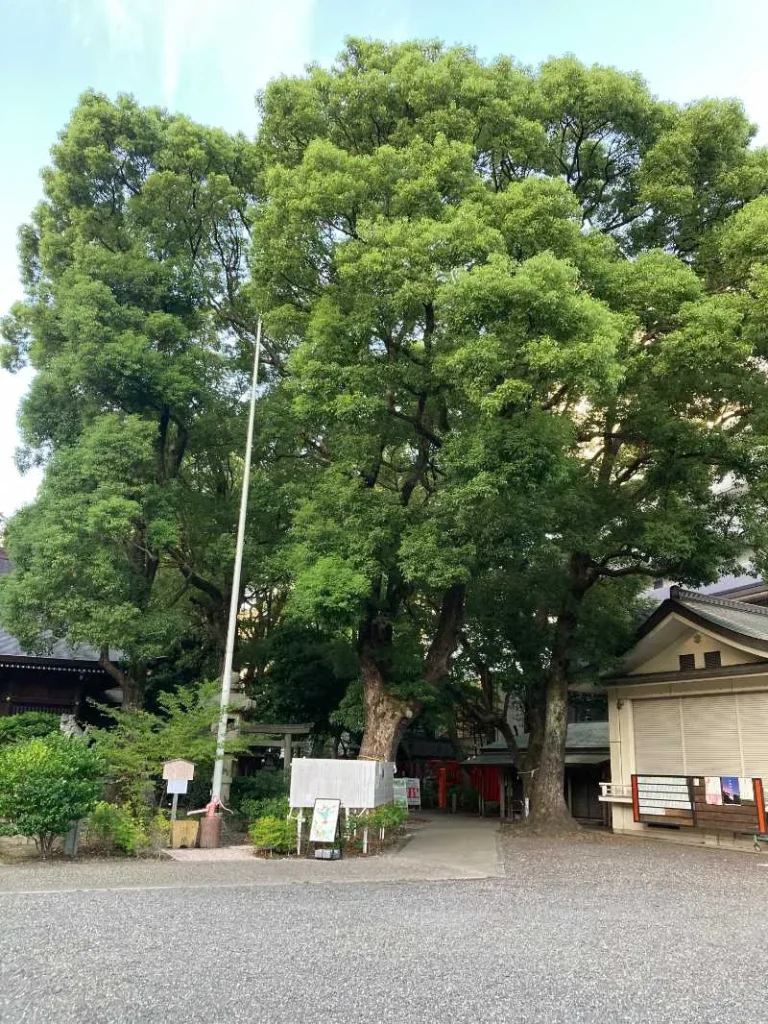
[463,722,609,766]
[670,587,768,645]
[0,547,106,665]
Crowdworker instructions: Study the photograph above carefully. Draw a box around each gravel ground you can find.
[1,834,767,1023]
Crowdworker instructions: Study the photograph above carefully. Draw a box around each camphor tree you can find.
[0,92,288,706]
[254,40,768,818]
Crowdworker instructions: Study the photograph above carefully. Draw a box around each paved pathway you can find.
[165,812,501,876]
[0,813,502,893]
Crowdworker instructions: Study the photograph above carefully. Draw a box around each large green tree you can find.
[0,92,287,705]
[253,40,768,814]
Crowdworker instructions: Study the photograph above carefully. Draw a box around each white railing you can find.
[598,782,633,803]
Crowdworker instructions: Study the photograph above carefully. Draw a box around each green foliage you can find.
[89,681,248,812]
[4,40,768,793]
[241,795,289,824]
[367,803,409,832]
[0,712,59,746]
[242,622,357,737]
[87,801,171,854]
[0,736,103,855]
[87,801,147,855]
[248,814,296,854]
[0,89,276,707]
[229,770,288,813]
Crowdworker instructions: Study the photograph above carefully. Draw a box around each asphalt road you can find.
[2,838,768,1023]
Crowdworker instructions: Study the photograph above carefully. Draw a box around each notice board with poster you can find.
[632,774,768,833]
[405,778,421,809]
[691,776,767,834]
[632,775,695,825]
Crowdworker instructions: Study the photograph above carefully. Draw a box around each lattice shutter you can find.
[680,695,741,776]
[632,698,685,775]
[736,691,768,780]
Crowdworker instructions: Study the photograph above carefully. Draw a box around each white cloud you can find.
[65,0,317,108]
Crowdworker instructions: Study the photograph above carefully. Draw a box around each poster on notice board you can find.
[721,777,741,805]
[705,777,723,805]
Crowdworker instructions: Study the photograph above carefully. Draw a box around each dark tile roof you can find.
[463,722,609,766]
[0,547,107,665]
[669,587,768,645]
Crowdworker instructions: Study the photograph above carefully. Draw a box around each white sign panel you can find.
[290,759,394,809]
[636,775,693,818]
[309,798,341,843]
[166,778,189,795]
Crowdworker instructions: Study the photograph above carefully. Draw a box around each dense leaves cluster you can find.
[3,39,768,821]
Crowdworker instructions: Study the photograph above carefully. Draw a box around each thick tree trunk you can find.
[528,556,592,828]
[528,664,572,826]
[358,663,415,762]
[357,582,464,763]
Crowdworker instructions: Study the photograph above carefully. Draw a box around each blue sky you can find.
[2,0,768,517]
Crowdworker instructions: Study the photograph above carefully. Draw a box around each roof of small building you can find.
[643,587,768,647]
[462,721,609,768]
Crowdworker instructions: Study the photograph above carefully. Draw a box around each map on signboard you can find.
[309,798,341,843]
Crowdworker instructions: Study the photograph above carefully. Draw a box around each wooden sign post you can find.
[162,760,195,825]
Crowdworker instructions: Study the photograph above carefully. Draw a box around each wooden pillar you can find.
[284,732,293,775]
[499,770,506,820]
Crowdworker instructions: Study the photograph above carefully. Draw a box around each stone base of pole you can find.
[199,815,222,849]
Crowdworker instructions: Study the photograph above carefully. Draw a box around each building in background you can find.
[602,585,768,846]
[0,548,120,719]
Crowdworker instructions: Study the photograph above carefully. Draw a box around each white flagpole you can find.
[210,319,262,807]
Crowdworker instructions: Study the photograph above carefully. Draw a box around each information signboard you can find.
[393,778,408,808]
[405,778,421,809]
[632,775,694,824]
[309,798,341,843]
[162,759,195,782]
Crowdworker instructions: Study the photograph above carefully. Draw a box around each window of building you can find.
[679,653,696,671]
[704,650,722,669]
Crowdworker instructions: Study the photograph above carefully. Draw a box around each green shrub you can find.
[241,795,289,823]
[89,681,249,814]
[87,802,148,855]
[368,803,408,832]
[249,814,296,855]
[87,802,172,855]
[0,712,60,747]
[230,771,288,812]
[0,735,103,856]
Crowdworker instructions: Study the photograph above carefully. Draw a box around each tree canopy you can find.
[3,40,768,822]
